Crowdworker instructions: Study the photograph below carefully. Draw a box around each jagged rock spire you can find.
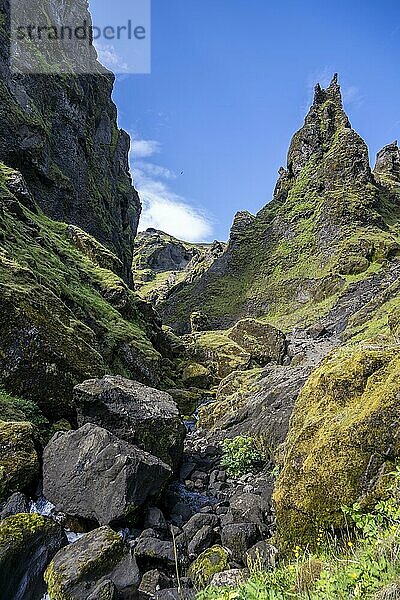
[286,74,352,177]
[313,73,342,106]
[374,141,400,183]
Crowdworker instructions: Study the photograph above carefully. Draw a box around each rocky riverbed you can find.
[0,374,280,600]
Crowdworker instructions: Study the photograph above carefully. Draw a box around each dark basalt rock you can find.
[138,569,172,599]
[0,0,140,284]
[220,523,261,563]
[182,513,219,541]
[0,513,67,600]
[0,492,29,519]
[43,423,172,526]
[244,541,278,570]
[187,525,216,558]
[45,526,140,600]
[0,421,40,503]
[134,537,176,570]
[74,375,186,472]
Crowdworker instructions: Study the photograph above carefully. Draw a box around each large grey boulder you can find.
[45,526,140,600]
[227,319,286,366]
[0,513,67,600]
[74,376,186,471]
[221,523,261,563]
[43,423,172,525]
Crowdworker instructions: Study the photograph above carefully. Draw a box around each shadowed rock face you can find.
[43,423,172,526]
[0,0,140,284]
[0,513,67,600]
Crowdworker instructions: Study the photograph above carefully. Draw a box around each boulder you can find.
[187,525,216,558]
[134,537,176,569]
[185,331,251,381]
[138,569,172,599]
[74,376,186,471]
[274,348,400,552]
[43,424,172,525]
[210,569,248,587]
[182,513,219,541]
[244,541,278,570]
[0,513,67,600]
[229,493,270,532]
[187,545,229,588]
[0,421,40,502]
[220,523,261,563]
[144,507,169,536]
[181,363,211,389]
[227,319,286,365]
[45,526,140,599]
[0,492,29,519]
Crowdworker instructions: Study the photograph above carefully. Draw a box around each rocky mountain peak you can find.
[374,141,400,184]
[287,74,352,178]
[313,73,342,106]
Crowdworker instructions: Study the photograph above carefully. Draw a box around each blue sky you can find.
[90,0,400,242]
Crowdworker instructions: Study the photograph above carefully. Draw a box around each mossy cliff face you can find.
[133,228,225,304]
[159,76,400,334]
[0,0,139,283]
[0,420,39,502]
[273,346,400,552]
[0,165,171,420]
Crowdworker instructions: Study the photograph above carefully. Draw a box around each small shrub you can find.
[221,435,263,478]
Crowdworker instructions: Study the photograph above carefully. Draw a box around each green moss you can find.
[188,545,229,588]
[0,513,55,550]
[198,368,262,429]
[45,527,126,600]
[182,362,210,388]
[0,420,39,501]
[187,331,250,380]
[274,346,400,553]
[0,168,166,417]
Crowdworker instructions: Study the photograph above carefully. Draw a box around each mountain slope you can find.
[133,228,225,305]
[159,75,400,335]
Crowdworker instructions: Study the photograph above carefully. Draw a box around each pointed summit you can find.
[287,74,352,176]
[313,74,342,106]
[326,73,342,103]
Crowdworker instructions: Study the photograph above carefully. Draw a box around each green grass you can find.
[197,469,400,600]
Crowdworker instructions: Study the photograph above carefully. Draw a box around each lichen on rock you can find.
[0,420,40,502]
[274,346,400,552]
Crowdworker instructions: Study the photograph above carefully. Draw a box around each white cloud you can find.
[136,161,176,180]
[342,85,363,107]
[94,43,129,72]
[131,139,161,159]
[130,138,212,242]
